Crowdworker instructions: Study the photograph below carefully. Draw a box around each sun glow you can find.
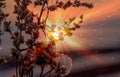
[49,27,63,41]
[51,31,60,40]
[46,10,82,50]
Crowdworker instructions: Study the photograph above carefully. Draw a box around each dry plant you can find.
[0,0,93,77]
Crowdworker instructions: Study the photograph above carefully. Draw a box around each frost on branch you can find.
[53,54,72,77]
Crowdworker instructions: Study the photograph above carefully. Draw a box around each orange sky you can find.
[5,0,120,23]
[3,0,120,51]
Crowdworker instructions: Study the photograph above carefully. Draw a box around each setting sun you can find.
[50,31,60,40]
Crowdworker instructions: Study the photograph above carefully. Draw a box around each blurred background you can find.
[0,0,120,77]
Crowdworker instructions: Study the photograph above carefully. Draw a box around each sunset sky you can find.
[1,0,120,55]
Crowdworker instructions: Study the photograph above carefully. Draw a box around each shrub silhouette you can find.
[0,0,93,77]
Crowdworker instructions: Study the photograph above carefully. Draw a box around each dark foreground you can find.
[0,48,120,77]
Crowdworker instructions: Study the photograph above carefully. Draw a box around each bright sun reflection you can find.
[46,11,82,51]
[52,31,60,40]
[49,27,63,41]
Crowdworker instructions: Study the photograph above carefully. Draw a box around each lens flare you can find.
[52,31,60,40]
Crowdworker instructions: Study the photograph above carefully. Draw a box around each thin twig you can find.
[42,68,54,77]
[40,64,45,77]
[44,3,49,24]
[38,1,46,25]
